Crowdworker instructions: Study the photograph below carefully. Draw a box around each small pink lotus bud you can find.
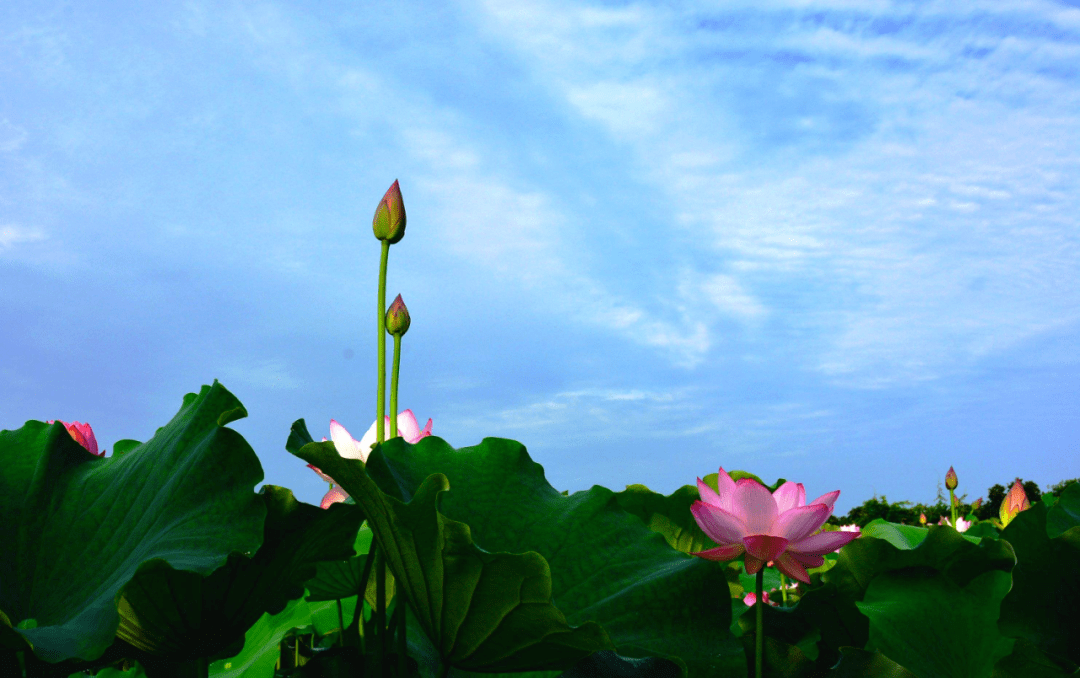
[972,497,983,510]
[919,512,927,525]
[945,466,958,491]
[47,420,103,457]
[385,294,411,337]
[1000,479,1030,527]
[372,179,406,243]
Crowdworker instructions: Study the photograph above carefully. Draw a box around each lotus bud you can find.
[385,294,411,337]
[999,479,1030,527]
[972,497,983,511]
[372,179,406,243]
[952,495,960,508]
[47,420,104,457]
[919,512,927,525]
[945,466,958,491]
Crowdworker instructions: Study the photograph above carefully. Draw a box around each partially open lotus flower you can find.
[689,468,859,584]
[47,420,104,457]
[999,479,1030,527]
[938,515,972,532]
[743,591,777,607]
[307,411,433,508]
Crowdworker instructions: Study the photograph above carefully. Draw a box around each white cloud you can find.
[219,359,301,390]
[0,119,28,152]
[0,225,45,252]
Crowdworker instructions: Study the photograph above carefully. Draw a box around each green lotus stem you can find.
[348,540,378,652]
[949,488,957,527]
[376,548,387,677]
[756,568,764,678]
[377,240,390,444]
[390,333,401,439]
[294,629,299,668]
[337,599,345,648]
[779,572,788,606]
[398,594,407,677]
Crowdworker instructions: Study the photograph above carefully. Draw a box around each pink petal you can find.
[690,501,749,545]
[697,477,723,508]
[714,468,738,513]
[806,489,840,513]
[357,420,379,455]
[773,504,830,543]
[689,543,745,561]
[307,463,335,484]
[743,534,789,563]
[419,418,433,437]
[772,481,805,513]
[789,530,859,556]
[319,485,349,509]
[330,420,365,460]
[744,554,768,575]
[733,479,779,534]
[787,551,825,569]
[397,410,422,440]
[773,552,812,584]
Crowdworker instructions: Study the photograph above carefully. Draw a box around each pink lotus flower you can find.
[689,468,859,584]
[999,479,1030,527]
[307,410,432,509]
[743,591,777,607]
[47,420,103,457]
[937,515,971,532]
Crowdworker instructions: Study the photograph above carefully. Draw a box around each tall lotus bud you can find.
[47,419,103,457]
[919,512,927,525]
[372,179,406,243]
[999,479,1030,527]
[945,466,958,491]
[385,294,411,337]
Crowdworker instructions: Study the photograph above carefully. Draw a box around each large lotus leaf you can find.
[612,484,719,554]
[795,525,1015,669]
[992,638,1079,678]
[362,435,743,678]
[856,569,1014,678]
[114,485,363,662]
[206,593,350,678]
[0,382,266,664]
[1045,482,1080,539]
[304,522,395,611]
[828,648,918,677]
[287,427,614,674]
[998,499,1080,667]
[861,519,982,550]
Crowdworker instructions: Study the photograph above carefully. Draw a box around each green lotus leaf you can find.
[114,485,363,662]
[304,522,395,611]
[612,484,719,554]
[362,435,743,678]
[998,500,1080,667]
[992,638,1079,677]
[856,569,1014,678]
[795,524,1015,670]
[1045,482,1080,539]
[828,648,917,677]
[288,425,614,674]
[0,382,266,664]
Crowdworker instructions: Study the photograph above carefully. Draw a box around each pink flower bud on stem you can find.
[372,180,406,244]
[945,466,959,526]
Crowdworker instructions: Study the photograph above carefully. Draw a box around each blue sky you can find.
[2,1,1078,516]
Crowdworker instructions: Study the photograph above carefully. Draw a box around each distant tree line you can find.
[826,477,1079,527]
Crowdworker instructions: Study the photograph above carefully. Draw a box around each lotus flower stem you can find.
[337,599,345,648]
[755,568,764,678]
[376,548,387,676]
[377,240,390,444]
[779,572,789,606]
[390,333,402,439]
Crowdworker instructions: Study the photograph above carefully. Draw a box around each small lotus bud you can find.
[972,497,983,510]
[952,495,960,508]
[919,513,927,525]
[372,179,406,243]
[385,294,411,337]
[945,466,958,491]
[999,479,1030,527]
